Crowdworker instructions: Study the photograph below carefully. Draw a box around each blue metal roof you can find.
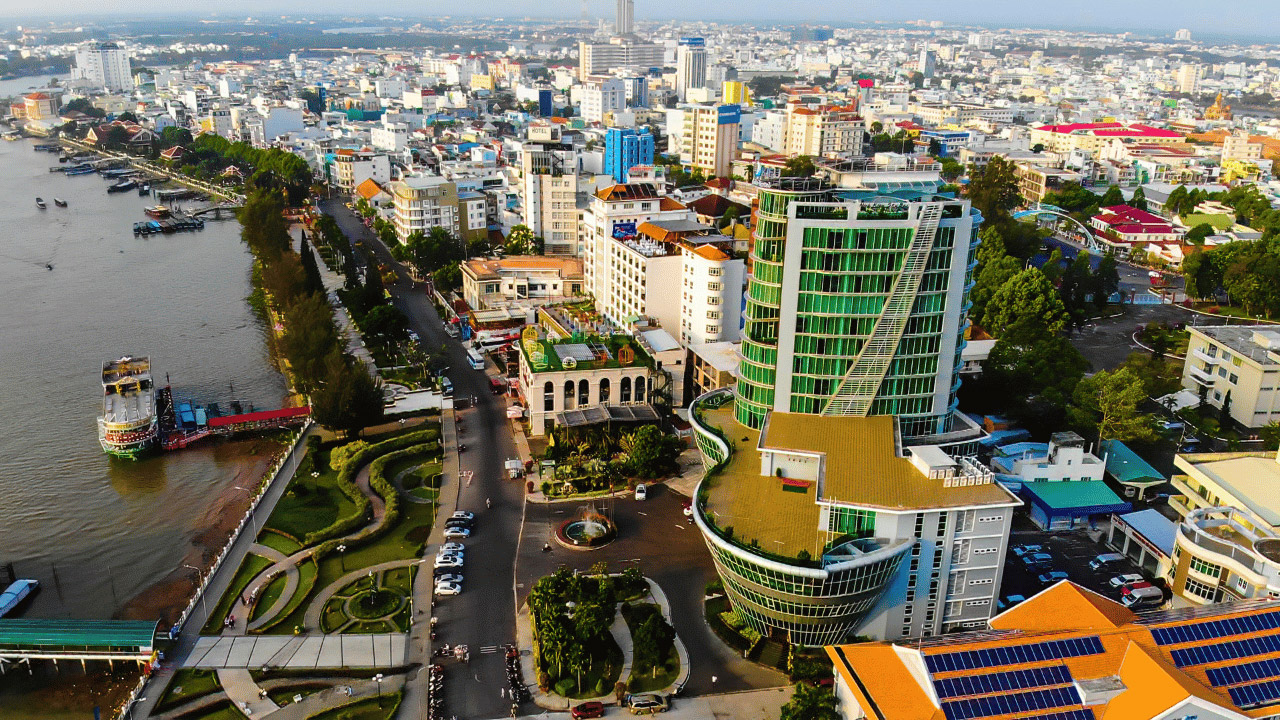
[1116,508,1177,556]
[1020,481,1131,516]
[1100,440,1164,485]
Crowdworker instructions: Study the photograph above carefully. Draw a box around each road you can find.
[1043,234,1184,296]
[326,200,523,719]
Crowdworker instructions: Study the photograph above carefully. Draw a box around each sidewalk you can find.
[216,669,278,717]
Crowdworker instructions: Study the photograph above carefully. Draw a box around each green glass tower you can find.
[736,178,982,440]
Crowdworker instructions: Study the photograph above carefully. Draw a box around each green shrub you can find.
[594,678,608,696]
[555,678,575,697]
[330,440,370,469]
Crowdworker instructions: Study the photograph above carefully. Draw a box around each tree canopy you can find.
[1068,367,1158,443]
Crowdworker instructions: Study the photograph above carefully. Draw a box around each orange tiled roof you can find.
[828,581,1280,720]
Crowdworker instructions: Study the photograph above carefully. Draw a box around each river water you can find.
[0,136,287,625]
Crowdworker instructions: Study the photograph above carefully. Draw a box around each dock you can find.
[155,387,309,451]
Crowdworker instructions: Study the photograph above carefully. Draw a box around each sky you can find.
[0,0,1274,41]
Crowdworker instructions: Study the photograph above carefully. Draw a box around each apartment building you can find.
[581,79,627,124]
[1182,326,1280,429]
[669,103,741,178]
[578,39,665,81]
[389,175,461,243]
[461,256,584,310]
[784,105,864,159]
[331,148,391,194]
[520,147,580,256]
[74,42,132,92]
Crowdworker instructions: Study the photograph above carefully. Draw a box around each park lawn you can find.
[250,573,289,624]
[306,693,401,720]
[157,669,222,712]
[202,553,273,635]
[264,465,358,540]
[321,597,349,633]
[266,684,326,707]
[257,557,319,634]
[256,530,303,557]
[382,565,414,595]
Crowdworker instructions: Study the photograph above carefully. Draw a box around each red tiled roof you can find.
[1039,122,1182,139]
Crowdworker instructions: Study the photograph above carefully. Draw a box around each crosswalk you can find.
[480,645,501,654]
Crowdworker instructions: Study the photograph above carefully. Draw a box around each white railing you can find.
[119,421,313,720]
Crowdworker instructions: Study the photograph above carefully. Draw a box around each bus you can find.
[467,348,485,371]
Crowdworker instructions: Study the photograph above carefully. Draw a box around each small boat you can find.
[54,198,67,208]
[108,180,137,193]
[138,184,150,196]
[65,165,95,176]
[0,579,39,618]
[144,205,171,219]
[35,197,46,209]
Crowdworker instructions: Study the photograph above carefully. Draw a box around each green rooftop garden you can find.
[521,334,653,373]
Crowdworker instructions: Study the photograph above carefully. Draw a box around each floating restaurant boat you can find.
[54,198,67,207]
[64,165,96,176]
[0,579,38,618]
[107,179,137,193]
[98,355,158,459]
[144,205,171,219]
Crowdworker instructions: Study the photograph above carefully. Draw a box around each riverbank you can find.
[58,136,246,203]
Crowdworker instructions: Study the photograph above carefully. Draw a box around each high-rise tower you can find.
[736,165,982,441]
[615,0,634,35]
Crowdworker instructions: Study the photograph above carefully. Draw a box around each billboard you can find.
[718,103,741,125]
[612,222,638,240]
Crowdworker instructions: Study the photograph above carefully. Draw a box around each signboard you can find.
[718,104,741,126]
[612,222,638,240]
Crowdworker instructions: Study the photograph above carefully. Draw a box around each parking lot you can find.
[999,514,1165,612]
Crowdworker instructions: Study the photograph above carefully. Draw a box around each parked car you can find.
[435,573,463,585]
[635,484,647,501]
[434,554,463,569]
[1089,553,1126,571]
[443,526,472,539]
[571,701,606,719]
[997,595,1026,611]
[445,517,472,529]
[1122,580,1154,594]
[1010,544,1044,558]
[1038,571,1070,584]
[451,511,476,523]
[1122,584,1164,608]
[438,542,465,555]
[1021,552,1053,568]
[1109,573,1144,588]
[626,693,668,715]
[434,581,462,596]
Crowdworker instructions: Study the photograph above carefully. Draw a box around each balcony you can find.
[1188,366,1216,386]
[1193,348,1221,365]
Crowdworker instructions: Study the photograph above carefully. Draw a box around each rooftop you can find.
[520,333,651,374]
[829,582,1280,720]
[698,400,1017,559]
[1189,325,1280,367]
[1176,451,1280,527]
[462,255,583,281]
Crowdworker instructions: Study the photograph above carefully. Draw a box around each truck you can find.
[505,458,524,479]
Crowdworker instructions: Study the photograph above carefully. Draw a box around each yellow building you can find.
[469,74,494,91]
[1029,122,1186,154]
[1181,325,1280,428]
[721,80,751,106]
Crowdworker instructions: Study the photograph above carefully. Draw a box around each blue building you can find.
[603,127,654,184]
[537,89,553,118]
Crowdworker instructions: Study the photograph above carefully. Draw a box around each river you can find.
[0,136,287,631]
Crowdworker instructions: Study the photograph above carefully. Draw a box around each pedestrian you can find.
[711,675,718,686]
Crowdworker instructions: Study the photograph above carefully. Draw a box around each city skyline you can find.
[0,3,1274,41]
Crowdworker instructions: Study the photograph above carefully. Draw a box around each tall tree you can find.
[299,235,325,296]
[1129,186,1148,212]
[310,353,385,437]
[1099,185,1124,207]
[1091,253,1121,309]
[982,268,1070,339]
[1068,367,1158,443]
[780,683,841,720]
[966,156,1022,228]
[1057,253,1093,326]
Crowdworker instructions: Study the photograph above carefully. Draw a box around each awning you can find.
[555,404,660,428]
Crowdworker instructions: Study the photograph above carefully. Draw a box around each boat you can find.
[0,580,38,618]
[98,355,159,459]
[144,205,171,219]
[65,165,96,176]
[107,180,137,193]
[54,198,67,208]
[35,197,46,209]
[138,184,151,196]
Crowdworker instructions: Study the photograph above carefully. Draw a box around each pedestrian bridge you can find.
[0,619,158,667]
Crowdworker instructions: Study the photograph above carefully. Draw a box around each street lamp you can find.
[337,544,347,572]
[372,673,384,705]
[182,565,208,620]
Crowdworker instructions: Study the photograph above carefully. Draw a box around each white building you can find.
[668,104,740,178]
[74,43,132,93]
[581,79,627,125]
[680,242,744,345]
[991,431,1106,484]
[371,122,410,152]
[331,149,391,195]
[521,146,581,256]
[675,38,707,102]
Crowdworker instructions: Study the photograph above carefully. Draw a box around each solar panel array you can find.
[1170,633,1280,668]
[1151,610,1280,646]
[1019,712,1095,720]
[924,636,1104,674]
[1207,657,1280,687]
[933,665,1073,700]
[1229,678,1280,709]
[941,686,1082,720]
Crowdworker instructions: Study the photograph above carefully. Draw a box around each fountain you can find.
[555,504,618,550]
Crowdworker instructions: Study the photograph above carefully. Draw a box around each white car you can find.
[452,510,476,522]
[435,573,463,585]
[1109,573,1145,588]
[434,554,463,569]
[438,542,466,555]
[444,526,472,539]
[434,581,462,596]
